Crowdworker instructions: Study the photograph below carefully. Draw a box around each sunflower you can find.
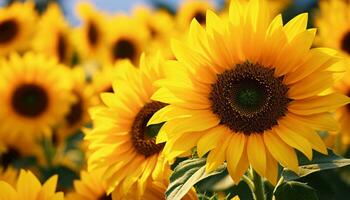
[0,1,37,56]
[74,2,108,61]
[102,14,149,64]
[55,67,93,144]
[0,53,74,141]
[0,170,63,200]
[33,3,73,64]
[66,169,110,200]
[315,0,350,57]
[149,0,349,185]
[133,6,175,59]
[113,178,198,200]
[0,134,43,169]
[86,53,169,197]
[176,0,215,30]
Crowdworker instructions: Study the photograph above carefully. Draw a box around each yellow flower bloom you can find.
[149,0,349,185]
[0,53,74,140]
[315,0,350,57]
[66,169,110,200]
[86,54,169,197]
[0,1,37,56]
[56,67,94,144]
[176,0,215,30]
[0,170,63,200]
[74,2,108,61]
[33,3,73,64]
[102,14,149,64]
[133,6,176,59]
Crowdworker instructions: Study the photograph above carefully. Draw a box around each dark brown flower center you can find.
[0,19,18,44]
[193,11,206,25]
[112,39,136,61]
[209,62,291,135]
[131,101,166,157]
[98,194,112,200]
[341,31,350,55]
[0,147,20,168]
[65,92,84,126]
[11,84,49,117]
[87,21,99,47]
[57,33,67,62]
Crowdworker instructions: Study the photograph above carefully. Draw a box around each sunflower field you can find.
[1,0,350,199]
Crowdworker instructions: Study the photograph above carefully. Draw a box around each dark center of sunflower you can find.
[346,90,350,113]
[87,21,99,47]
[65,93,83,126]
[0,147,20,168]
[11,84,49,117]
[0,19,18,44]
[131,101,166,157]
[341,31,350,55]
[209,62,291,135]
[57,33,67,62]
[193,11,206,25]
[98,194,112,200]
[112,39,136,61]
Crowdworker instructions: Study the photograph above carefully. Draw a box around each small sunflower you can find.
[133,6,175,58]
[0,1,37,56]
[103,14,149,64]
[86,54,169,196]
[176,0,215,30]
[66,169,110,200]
[315,0,350,57]
[74,2,108,61]
[114,179,198,200]
[0,170,63,200]
[33,3,73,64]
[56,67,94,144]
[0,135,42,169]
[149,0,349,185]
[0,53,74,140]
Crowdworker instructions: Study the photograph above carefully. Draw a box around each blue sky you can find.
[60,0,222,25]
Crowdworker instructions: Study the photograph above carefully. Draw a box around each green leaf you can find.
[166,157,226,200]
[282,149,350,181]
[40,165,79,191]
[146,122,165,138]
[274,181,318,200]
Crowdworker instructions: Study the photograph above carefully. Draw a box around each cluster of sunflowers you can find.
[1,0,350,199]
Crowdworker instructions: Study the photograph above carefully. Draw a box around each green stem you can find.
[252,169,265,200]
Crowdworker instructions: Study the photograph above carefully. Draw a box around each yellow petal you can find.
[274,123,313,160]
[283,13,308,41]
[226,133,246,183]
[288,112,339,132]
[288,71,334,100]
[197,126,229,157]
[263,131,299,173]
[289,93,350,115]
[247,134,266,177]
[265,150,278,185]
[206,138,229,173]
